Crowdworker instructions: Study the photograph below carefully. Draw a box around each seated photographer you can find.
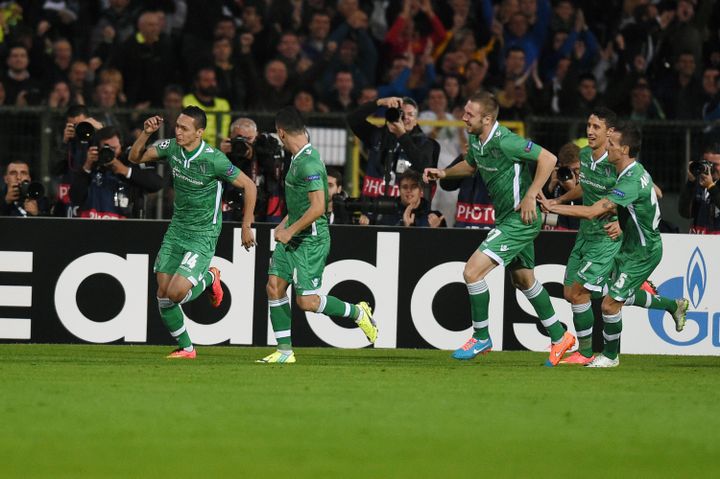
[347,96,439,219]
[1,160,49,217]
[373,169,441,227]
[70,126,163,219]
[52,104,104,217]
[439,155,495,229]
[678,144,720,234]
[219,117,286,223]
[541,142,581,231]
[327,167,350,225]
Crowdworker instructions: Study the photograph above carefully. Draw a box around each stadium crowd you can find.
[0,0,719,231]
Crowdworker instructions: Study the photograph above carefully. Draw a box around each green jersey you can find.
[577,147,618,239]
[465,122,542,224]
[607,162,661,251]
[285,143,329,242]
[154,138,240,235]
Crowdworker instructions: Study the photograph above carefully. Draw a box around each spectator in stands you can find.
[2,45,43,106]
[498,80,533,121]
[701,66,720,121]
[629,82,665,120]
[1,160,49,217]
[325,12,378,95]
[42,38,73,88]
[112,10,178,107]
[562,72,602,117]
[70,126,162,219]
[252,59,294,111]
[655,52,704,119]
[420,86,466,226]
[275,31,305,86]
[488,46,526,90]
[46,80,71,109]
[97,68,127,107]
[294,89,320,113]
[385,0,447,58]
[462,59,489,98]
[442,74,465,111]
[239,0,280,69]
[321,70,357,112]
[358,86,379,105]
[302,11,332,62]
[541,142,580,230]
[347,95,439,224]
[212,36,246,110]
[182,67,231,147]
[90,0,137,60]
[502,0,551,70]
[67,60,91,105]
[678,144,720,234]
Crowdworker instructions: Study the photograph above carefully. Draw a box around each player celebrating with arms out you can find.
[424,91,575,366]
[545,109,688,365]
[541,122,686,367]
[259,106,377,364]
[129,107,257,359]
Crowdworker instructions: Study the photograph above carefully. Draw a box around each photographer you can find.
[347,96,439,223]
[678,145,720,234]
[70,126,163,219]
[374,169,441,227]
[541,142,581,231]
[1,160,49,217]
[327,167,350,225]
[52,104,104,217]
[220,117,286,223]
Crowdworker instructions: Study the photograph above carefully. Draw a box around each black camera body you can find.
[385,107,404,123]
[336,195,399,216]
[97,145,116,166]
[557,166,574,182]
[18,180,44,201]
[230,136,253,161]
[689,160,712,177]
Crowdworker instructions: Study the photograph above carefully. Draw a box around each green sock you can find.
[602,311,622,360]
[269,297,292,348]
[522,280,564,343]
[627,289,677,313]
[467,280,490,340]
[317,295,360,320]
[572,302,594,357]
[179,270,215,304]
[158,297,192,350]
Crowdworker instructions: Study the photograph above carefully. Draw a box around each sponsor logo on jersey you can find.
[158,140,170,150]
[612,189,625,197]
[524,141,533,152]
[306,174,321,181]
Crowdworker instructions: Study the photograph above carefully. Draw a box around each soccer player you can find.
[541,122,686,367]
[129,106,257,359]
[258,106,377,364]
[546,109,688,365]
[424,91,575,366]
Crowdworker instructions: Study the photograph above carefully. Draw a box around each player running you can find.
[424,91,575,366]
[129,107,257,359]
[544,109,688,365]
[541,122,685,367]
[258,106,377,364]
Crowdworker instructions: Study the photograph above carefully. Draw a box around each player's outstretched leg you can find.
[516,275,575,366]
[625,289,689,332]
[315,295,378,343]
[258,296,296,364]
[175,268,220,307]
[158,297,196,359]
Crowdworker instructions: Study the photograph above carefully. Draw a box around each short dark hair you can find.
[616,121,642,158]
[468,90,500,120]
[402,97,418,111]
[181,105,207,129]
[579,72,597,84]
[327,167,342,184]
[590,107,618,130]
[275,106,306,134]
[4,159,30,175]
[96,126,122,144]
[163,84,184,97]
[399,168,422,187]
[65,104,89,119]
[506,46,525,58]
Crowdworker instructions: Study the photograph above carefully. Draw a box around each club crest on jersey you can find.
[612,189,625,197]
[200,163,207,174]
[158,140,170,149]
[306,174,320,181]
[226,165,236,176]
[524,141,534,152]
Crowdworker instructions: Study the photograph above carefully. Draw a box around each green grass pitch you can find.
[1,344,719,478]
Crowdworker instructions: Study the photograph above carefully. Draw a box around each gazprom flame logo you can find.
[686,248,706,308]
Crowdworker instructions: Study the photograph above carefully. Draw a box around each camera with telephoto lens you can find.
[230,136,253,161]
[689,160,712,177]
[96,145,116,166]
[18,180,44,201]
[74,121,96,144]
[557,166,574,182]
[385,107,403,123]
[334,195,399,216]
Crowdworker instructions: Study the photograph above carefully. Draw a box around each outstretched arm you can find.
[129,116,163,164]
[423,159,476,182]
[542,196,616,220]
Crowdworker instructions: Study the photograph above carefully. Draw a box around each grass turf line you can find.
[1,344,719,478]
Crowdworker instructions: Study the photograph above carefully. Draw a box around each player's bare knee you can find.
[463,265,483,284]
[167,288,186,304]
[563,286,575,303]
[601,297,621,315]
[510,270,534,290]
[295,295,318,312]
